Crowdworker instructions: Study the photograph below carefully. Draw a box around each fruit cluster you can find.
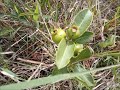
[51,25,83,55]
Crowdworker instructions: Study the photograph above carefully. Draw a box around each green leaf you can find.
[71,46,94,63]
[14,5,19,14]
[0,67,20,82]
[95,51,120,58]
[72,9,93,36]
[99,35,116,48]
[0,64,120,90]
[72,64,95,87]
[1,68,16,77]
[75,31,94,44]
[19,12,34,17]
[56,39,75,69]
[0,28,14,36]
[52,66,68,75]
[109,52,120,58]
[33,3,39,21]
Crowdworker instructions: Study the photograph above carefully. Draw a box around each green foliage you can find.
[54,9,93,69]
[110,52,120,58]
[1,64,120,90]
[56,38,75,69]
[72,9,93,36]
[75,31,94,44]
[96,51,120,58]
[99,35,116,48]
[0,28,14,37]
[52,67,68,75]
[14,5,19,14]
[72,64,95,87]
[49,8,95,89]
[33,3,39,21]
[71,46,94,63]
[0,67,20,82]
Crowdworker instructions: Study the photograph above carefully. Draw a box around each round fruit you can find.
[52,28,66,44]
[74,44,83,56]
[67,25,80,40]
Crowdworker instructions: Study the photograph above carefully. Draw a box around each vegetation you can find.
[0,0,120,90]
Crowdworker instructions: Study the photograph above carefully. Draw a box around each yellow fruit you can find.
[74,44,83,56]
[66,25,80,40]
[52,28,66,44]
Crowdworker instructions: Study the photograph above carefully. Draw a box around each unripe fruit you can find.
[74,44,83,56]
[51,28,66,44]
[67,25,80,40]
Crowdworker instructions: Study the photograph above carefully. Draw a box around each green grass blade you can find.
[0,67,20,82]
[0,64,120,90]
